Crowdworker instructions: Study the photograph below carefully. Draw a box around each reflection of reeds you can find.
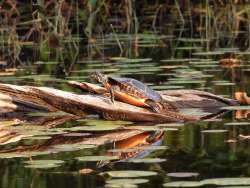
[1,0,250,66]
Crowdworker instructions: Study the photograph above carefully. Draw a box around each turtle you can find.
[90,72,178,113]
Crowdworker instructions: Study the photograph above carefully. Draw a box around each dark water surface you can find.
[1,40,250,188]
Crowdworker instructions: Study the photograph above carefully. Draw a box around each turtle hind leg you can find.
[145,99,179,113]
[145,99,162,113]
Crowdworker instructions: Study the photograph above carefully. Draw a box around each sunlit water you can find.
[1,41,250,188]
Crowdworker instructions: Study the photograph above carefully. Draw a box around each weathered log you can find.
[0,82,241,151]
[161,89,238,110]
[68,81,238,108]
[68,81,238,114]
[0,83,197,123]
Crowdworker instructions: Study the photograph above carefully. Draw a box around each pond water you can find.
[1,34,250,188]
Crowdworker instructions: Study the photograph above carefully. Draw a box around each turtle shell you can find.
[107,77,162,101]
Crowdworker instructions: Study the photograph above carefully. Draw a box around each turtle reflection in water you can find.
[97,130,164,167]
[90,72,178,113]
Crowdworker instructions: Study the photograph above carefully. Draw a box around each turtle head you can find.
[90,71,108,84]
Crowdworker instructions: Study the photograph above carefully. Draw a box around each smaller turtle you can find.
[90,72,178,113]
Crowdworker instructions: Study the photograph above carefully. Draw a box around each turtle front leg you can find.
[109,85,120,104]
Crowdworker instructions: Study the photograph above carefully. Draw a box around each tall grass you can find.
[0,0,250,67]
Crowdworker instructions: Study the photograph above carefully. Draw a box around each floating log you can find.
[161,89,238,110]
[0,83,196,123]
[0,83,239,123]
[69,81,238,114]
[0,82,241,149]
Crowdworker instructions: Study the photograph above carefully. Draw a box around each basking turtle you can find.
[90,72,178,113]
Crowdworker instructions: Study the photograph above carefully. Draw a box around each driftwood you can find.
[0,83,192,123]
[161,89,238,110]
[69,81,238,109]
[0,82,239,123]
